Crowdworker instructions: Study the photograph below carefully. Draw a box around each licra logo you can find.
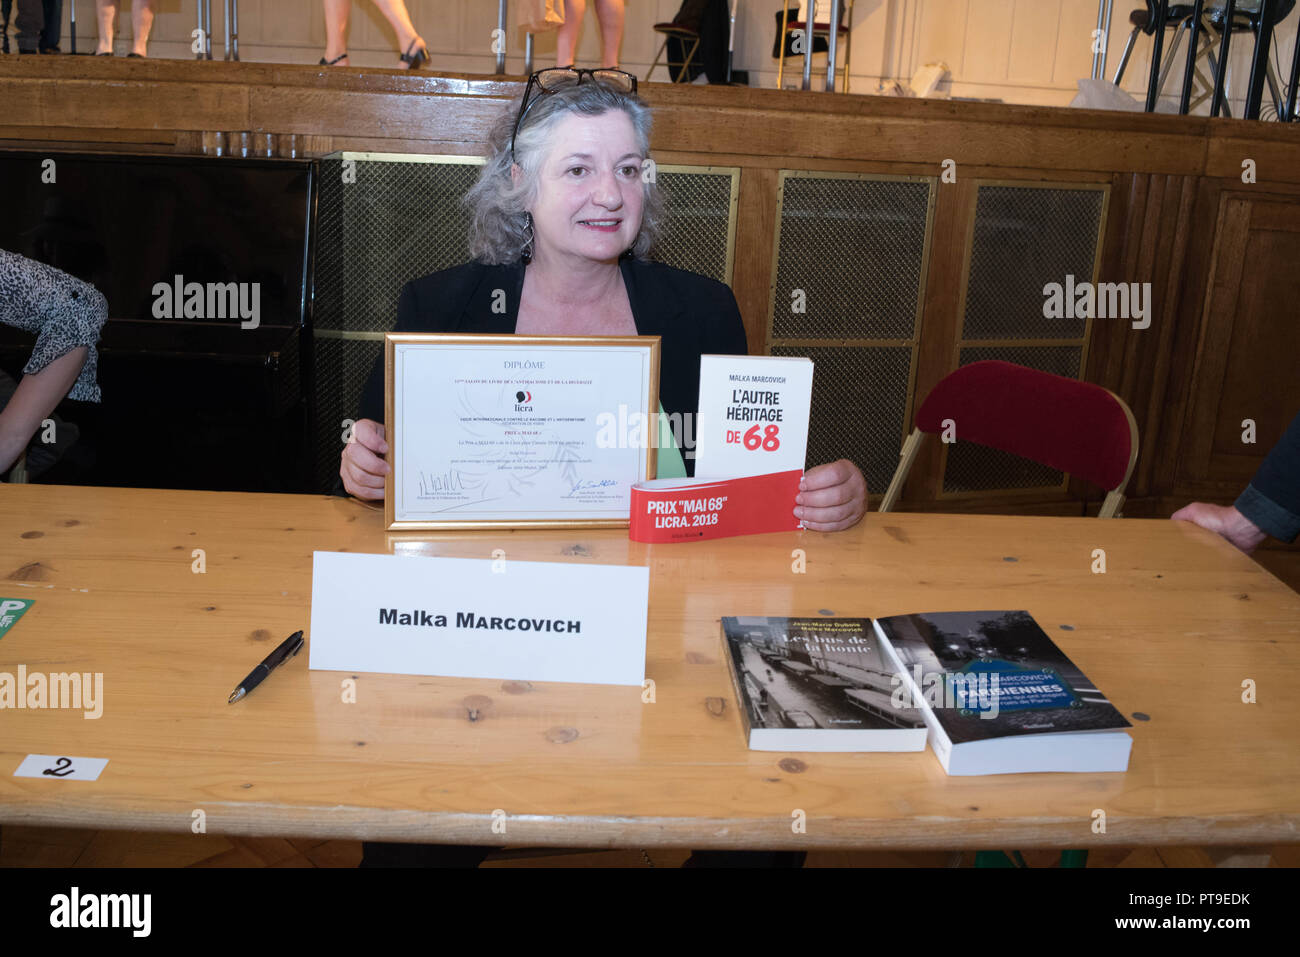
[50,887,151,937]
[514,390,534,411]
[1042,274,1151,330]
[152,274,260,329]
[0,666,104,719]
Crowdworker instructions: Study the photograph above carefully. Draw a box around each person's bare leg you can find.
[95,0,116,55]
[371,0,423,66]
[593,0,624,68]
[556,0,586,67]
[130,0,156,57]
[322,0,351,65]
[0,347,89,474]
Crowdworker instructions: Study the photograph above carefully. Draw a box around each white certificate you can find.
[385,334,660,529]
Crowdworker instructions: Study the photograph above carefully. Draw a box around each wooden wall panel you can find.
[1007,0,1060,84]
[906,175,976,506]
[1085,172,1199,504]
[1178,192,1300,497]
[1215,228,1300,448]
[964,1,1015,83]
[1148,176,1225,505]
[0,58,1267,176]
[731,167,778,356]
[1,57,1299,517]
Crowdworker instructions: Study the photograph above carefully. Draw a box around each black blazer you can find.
[356,257,748,474]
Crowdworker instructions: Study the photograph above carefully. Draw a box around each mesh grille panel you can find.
[313,336,384,492]
[770,344,912,496]
[313,157,480,491]
[962,185,1104,341]
[942,345,1084,493]
[959,345,1082,379]
[315,157,481,334]
[653,169,735,283]
[771,175,931,341]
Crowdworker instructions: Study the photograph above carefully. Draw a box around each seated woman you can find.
[341,69,865,868]
[342,68,867,533]
[0,250,106,478]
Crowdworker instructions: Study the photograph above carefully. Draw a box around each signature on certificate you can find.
[563,477,618,499]
[418,469,467,497]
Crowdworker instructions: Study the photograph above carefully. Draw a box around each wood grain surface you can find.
[1,484,1298,850]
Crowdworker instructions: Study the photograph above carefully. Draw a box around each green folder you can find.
[654,403,687,479]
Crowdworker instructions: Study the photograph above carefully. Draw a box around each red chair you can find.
[878,361,1139,518]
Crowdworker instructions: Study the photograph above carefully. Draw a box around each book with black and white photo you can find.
[720,616,927,752]
[872,610,1132,775]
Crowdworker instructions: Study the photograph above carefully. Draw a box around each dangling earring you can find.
[521,212,535,265]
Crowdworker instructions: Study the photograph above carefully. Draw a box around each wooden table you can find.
[2,483,1298,851]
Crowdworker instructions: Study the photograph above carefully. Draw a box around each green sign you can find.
[0,598,34,639]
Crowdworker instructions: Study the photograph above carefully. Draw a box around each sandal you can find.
[399,38,428,70]
[319,51,348,66]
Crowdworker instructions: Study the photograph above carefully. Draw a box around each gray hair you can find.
[465,81,663,264]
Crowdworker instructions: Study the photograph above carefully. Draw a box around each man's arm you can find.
[1172,410,1300,551]
[1235,410,1300,544]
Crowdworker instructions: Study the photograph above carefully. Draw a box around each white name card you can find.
[308,551,649,686]
[14,754,109,781]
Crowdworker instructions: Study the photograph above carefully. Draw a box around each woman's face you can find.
[528,110,644,266]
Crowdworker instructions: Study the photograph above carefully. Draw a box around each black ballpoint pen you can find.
[228,630,305,703]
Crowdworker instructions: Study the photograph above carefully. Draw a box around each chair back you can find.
[914,361,1138,493]
[1140,0,1160,35]
[671,0,713,31]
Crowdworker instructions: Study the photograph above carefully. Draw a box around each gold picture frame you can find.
[384,333,661,530]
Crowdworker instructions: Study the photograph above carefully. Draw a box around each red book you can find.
[628,470,803,543]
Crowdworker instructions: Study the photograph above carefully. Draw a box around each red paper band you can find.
[629,470,803,543]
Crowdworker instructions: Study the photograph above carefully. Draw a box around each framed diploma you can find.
[384,334,661,530]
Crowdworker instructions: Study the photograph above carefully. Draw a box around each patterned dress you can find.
[0,248,106,403]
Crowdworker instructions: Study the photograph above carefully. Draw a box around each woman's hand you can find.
[795,459,868,532]
[340,418,390,500]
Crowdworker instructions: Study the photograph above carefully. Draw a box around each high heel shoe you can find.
[399,38,428,70]
[319,52,349,66]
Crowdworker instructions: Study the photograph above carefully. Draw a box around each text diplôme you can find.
[379,609,581,632]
